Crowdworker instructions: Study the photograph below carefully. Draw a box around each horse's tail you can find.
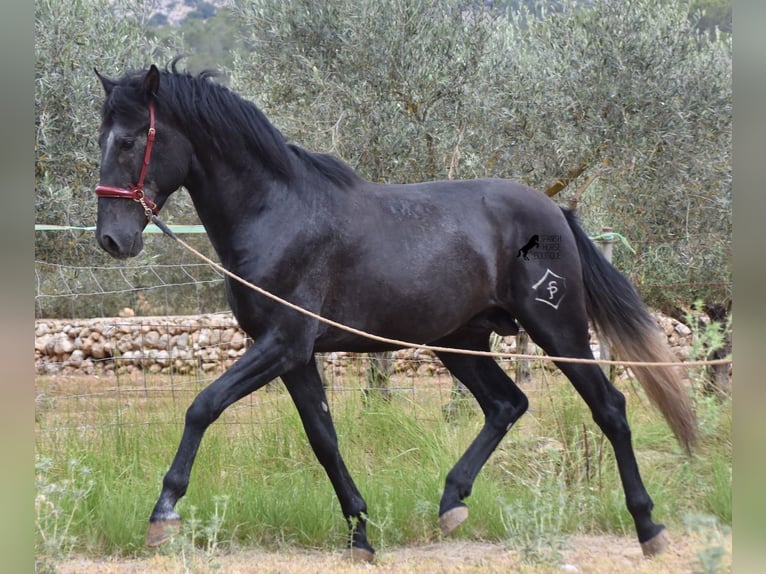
[563,208,697,451]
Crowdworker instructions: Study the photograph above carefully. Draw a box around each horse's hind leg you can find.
[434,330,529,535]
[281,357,374,562]
[559,361,668,555]
[517,307,669,556]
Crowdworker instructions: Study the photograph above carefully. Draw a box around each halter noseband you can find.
[95,100,159,217]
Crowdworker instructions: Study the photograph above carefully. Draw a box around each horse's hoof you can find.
[439,505,469,536]
[640,527,670,557]
[146,519,181,547]
[347,547,375,563]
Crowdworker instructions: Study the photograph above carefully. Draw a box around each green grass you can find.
[35,368,731,563]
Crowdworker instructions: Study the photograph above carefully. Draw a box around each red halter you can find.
[95,101,159,216]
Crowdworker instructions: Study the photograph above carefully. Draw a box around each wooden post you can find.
[515,328,532,384]
[364,351,392,402]
[594,227,618,381]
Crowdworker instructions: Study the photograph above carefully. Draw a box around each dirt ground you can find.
[53,532,731,573]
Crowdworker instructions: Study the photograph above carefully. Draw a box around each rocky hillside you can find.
[147,0,231,26]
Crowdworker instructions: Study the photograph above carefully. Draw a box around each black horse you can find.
[517,234,540,260]
[93,63,695,561]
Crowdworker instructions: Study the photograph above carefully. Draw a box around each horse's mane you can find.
[103,61,362,188]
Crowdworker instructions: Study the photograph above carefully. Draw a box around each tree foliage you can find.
[34,0,225,317]
[35,0,175,258]
[691,0,732,35]
[35,0,731,320]
[148,6,249,73]
[230,0,495,183]
[482,0,732,315]
[229,0,731,315]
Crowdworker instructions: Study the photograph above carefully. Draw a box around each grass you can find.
[34,365,731,567]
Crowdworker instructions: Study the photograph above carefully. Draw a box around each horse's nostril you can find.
[99,233,115,252]
[96,229,142,259]
[97,232,125,258]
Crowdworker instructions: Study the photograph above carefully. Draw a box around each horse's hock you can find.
[35,312,697,378]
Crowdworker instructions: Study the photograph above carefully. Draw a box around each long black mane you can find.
[103,62,362,187]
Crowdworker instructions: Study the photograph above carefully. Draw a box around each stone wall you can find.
[34,312,695,377]
[35,314,247,376]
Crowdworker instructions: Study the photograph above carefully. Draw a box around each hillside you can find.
[147,0,231,26]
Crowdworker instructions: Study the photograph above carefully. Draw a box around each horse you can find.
[92,62,696,562]
[517,234,540,260]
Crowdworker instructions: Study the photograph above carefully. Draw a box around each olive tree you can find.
[476,1,731,313]
[35,0,226,317]
[229,0,496,183]
[227,0,731,391]
[35,0,172,246]
[478,0,732,389]
[228,0,501,398]
[229,0,730,314]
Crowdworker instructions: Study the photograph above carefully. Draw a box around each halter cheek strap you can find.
[95,101,159,217]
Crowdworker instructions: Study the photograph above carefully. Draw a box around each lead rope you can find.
[149,214,731,369]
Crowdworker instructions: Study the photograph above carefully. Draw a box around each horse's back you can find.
[353,178,563,241]
[351,177,574,281]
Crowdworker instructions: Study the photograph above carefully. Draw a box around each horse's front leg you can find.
[146,337,295,546]
[281,357,374,562]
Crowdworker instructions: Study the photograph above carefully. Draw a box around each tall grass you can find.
[35,366,731,563]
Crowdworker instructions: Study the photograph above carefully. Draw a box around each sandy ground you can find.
[51,532,731,573]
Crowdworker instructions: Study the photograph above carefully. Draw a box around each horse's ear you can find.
[94,68,116,95]
[143,65,160,99]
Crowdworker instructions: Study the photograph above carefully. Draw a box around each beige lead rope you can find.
[149,215,732,369]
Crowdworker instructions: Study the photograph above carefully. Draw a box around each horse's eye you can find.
[120,138,135,151]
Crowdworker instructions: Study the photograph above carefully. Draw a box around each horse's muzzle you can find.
[96,227,144,259]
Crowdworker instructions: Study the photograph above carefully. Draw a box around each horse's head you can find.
[94,65,191,258]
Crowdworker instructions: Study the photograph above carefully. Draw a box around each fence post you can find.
[594,226,618,382]
[364,351,392,402]
[515,328,532,384]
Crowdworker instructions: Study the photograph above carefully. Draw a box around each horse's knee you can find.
[185,390,219,429]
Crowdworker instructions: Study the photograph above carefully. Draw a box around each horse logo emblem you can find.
[532,268,567,309]
[517,234,540,260]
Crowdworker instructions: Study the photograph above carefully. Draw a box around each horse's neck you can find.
[185,166,320,265]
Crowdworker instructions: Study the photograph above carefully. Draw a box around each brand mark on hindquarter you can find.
[531,268,567,310]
